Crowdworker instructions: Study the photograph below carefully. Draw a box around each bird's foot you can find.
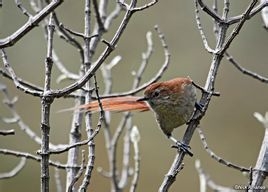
[171,141,193,157]
[195,102,204,112]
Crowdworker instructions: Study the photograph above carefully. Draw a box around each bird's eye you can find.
[152,89,160,98]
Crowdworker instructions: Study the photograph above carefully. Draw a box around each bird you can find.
[76,77,198,156]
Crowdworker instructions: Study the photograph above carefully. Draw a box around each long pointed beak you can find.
[136,96,149,102]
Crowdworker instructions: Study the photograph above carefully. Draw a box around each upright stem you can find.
[40,15,55,192]
[65,95,84,191]
[79,0,95,190]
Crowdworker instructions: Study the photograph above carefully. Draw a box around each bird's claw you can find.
[195,102,204,112]
[171,141,193,157]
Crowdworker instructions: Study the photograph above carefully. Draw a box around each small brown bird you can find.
[79,77,197,156]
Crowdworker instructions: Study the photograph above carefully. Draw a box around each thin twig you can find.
[109,113,132,191]
[0,129,15,136]
[93,0,105,31]
[227,1,268,25]
[219,0,258,55]
[52,13,84,63]
[132,31,154,89]
[59,23,85,38]
[0,83,58,149]
[99,25,170,99]
[118,116,132,189]
[46,0,156,99]
[250,112,268,191]
[0,68,44,92]
[195,160,236,192]
[132,0,158,12]
[194,0,215,54]
[1,49,42,97]
[0,0,64,48]
[15,0,32,17]
[104,4,122,29]
[67,150,86,192]
[0,157,26,179]
[79,0,96,190]
[197,127,250,173]
[129,126,141,192]
[226,52,268,83]
[0,148,81,169]
[197,0,223,23]
[54,167,63,192]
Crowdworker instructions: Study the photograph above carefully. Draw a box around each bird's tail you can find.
[58,96,149,113]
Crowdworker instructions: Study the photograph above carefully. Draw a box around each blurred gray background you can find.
[1,0,268,191]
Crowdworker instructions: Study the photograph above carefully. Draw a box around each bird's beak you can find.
[136,96,149,102]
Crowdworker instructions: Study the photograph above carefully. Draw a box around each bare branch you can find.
[219,0,258,55]
[197,127,250,173]
[54,167,63,192]
[48,124,101,155]
[58,23,85,39]
[118,116,133,189]
[227,1,268,25]
[100,25,170,98]
[250,112,268,191]
[194,0,215,54]
[0,0,64,48]
[0,157,26,179]
[1,49,42,97]
[48,0,156,98]
[104,4,122,29]
[0,82,58,149]
[52,13,84,63]
[159,1,258,190]
[0,148,81,169]
[129,126,141,192]
[0,68,44,92]
[39,14,55,192]
[0,129,15,136]
[132,0,158,12]
[15,0,32,18]
[93,0,105,31]
[197,0,223,23]
[132,31,154,88]
[67,150,86,192]
[195,160,236,192]
[226,52,268,83]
